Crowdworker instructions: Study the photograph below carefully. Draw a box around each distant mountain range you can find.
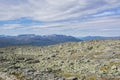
[0,34,81,47]
[81,36,120,41]
[0,34,120,48]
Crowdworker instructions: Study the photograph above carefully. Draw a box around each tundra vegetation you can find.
[0,40,120,80]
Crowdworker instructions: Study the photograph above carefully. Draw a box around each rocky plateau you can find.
[0,40,120,80]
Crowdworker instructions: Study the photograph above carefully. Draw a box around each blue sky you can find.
[0,0,120,37]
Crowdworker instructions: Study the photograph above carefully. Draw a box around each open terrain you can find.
[0,40,120,80]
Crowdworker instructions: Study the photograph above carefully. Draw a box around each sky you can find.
[0,0,120,37]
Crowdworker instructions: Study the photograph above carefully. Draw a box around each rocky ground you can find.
[0,40,120,80]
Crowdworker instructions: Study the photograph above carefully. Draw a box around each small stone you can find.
[112,52,115,54]
[66,77,78,80]
[17,57,25,60]
[26,60,40,64]
[0,51,4,54]
[26,68,36,73]
[87,60,90,62]
[45,68,53,73]
[111,65,117,70]
[51,54,56,57]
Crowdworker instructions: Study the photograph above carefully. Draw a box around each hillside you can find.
[0,40,120,80]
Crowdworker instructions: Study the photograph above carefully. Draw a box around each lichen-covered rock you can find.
[0,40,120,80]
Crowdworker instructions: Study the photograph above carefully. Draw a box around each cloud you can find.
[1,15,120,36]
[0,0,120,36]
[0,0,120,21]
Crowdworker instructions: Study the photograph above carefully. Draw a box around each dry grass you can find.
[11,72,25,80]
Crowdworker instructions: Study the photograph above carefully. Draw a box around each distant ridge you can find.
[81,36,120,41]
[0,34,120,48]
[0,34,81,47]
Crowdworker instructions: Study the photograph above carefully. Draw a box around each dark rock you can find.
[113,52,115,54]
[0,51,4,54]
[26,60,40,64]
[8,65,20,70]
[17,57,25,60]
[70,62,74,65]
[66,77,78,80]
[87,46,93,50]
[26,68,36,73]
[51,54,56,57]
[25,58,34,61]
[87,60,90,62]
[45,68,53,73]
[0,58,8,62]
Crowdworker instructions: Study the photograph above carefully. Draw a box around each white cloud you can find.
[93,12,115,17]
[0,0,120,21]
[1,15,119,36]
[0,24,23,30]
[0,0,120,36]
